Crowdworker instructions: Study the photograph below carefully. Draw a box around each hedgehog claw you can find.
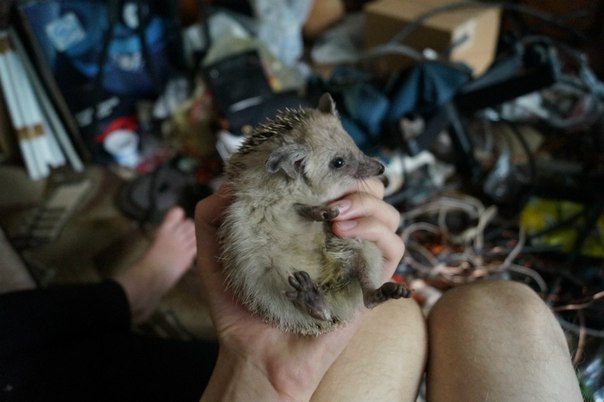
[364,282,412,309]
[295,204,339,222]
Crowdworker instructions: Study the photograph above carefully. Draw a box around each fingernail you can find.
[336,220,357,231]
[332,199,352,214]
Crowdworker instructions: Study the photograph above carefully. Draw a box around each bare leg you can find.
[427,280,582,402]
[114,207,196,324]
[311,298,427,402]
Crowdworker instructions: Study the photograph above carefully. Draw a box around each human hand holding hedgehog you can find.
[194,94,407,401]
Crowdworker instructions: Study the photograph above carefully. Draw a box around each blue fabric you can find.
[340,115,372,152]
[386,62,471,122]
[21,0,170,97]
[317,62,470,153]
[344,83,390,137]
[327,68,389,152]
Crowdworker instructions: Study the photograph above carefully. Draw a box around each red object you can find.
[95,115,139,143]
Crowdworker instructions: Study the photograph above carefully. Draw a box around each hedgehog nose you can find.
[357,158,385,178]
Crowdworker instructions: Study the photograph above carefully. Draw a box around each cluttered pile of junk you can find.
[3,0,604,398]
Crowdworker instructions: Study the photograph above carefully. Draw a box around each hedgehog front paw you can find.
[285,271,332,321]
[295,204,339,221]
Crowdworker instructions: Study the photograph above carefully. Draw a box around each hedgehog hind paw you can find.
[363,282,412,309]
[286,271,332,321]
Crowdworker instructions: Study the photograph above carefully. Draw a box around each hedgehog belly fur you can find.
[219,196,362,335]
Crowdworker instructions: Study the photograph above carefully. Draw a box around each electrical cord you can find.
[501,120,538,192]
[486,35,604,130]
[399,194,545,289]
[558,314,604,338]
[364,0,597,96]
[404,216,604,336]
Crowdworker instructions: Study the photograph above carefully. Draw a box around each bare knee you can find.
[372,297,425,324]
[426,281,582,402]
[363,297,427,344]
[431,280,545,320]
[429,279,569,353]
[361,297,428,373]
[312,298,427,402]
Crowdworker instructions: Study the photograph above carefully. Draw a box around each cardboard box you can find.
[363,0,501,76]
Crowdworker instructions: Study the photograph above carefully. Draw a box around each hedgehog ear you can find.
[318,93,338,116]
[266,144,309,178]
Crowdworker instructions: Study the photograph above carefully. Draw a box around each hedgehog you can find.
[218,93,410,336]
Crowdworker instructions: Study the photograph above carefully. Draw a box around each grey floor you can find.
[0,164,216,340]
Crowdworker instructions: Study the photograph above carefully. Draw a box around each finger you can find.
[332,217,405,278]
[328,192,400,233]
[358,177,385,199]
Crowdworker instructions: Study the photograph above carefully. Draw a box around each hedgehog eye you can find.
[330,157,345,169]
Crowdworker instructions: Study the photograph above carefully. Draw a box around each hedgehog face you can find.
[262,94,384,200]
[302,140,384,199]
[265,140,383,194]
[327,153,384,180]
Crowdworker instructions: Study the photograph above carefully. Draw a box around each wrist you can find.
[201,348,310,402]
